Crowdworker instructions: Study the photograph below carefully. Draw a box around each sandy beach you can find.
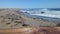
[0,27,60,34]
[0,9,60,34]
[0,9,59,29]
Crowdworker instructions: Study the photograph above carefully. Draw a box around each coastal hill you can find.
[0,8,59,29]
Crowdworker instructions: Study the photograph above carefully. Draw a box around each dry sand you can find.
[0,27,60,34]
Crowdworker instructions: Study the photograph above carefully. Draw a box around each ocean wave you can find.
[31,14,60,18]
[20,9,60,18]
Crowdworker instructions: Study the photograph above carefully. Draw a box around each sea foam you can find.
[28,9,60,18]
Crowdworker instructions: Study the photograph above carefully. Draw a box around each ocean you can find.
[19,8,60,22]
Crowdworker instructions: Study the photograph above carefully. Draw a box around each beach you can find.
[0,8,60,34]
[0,8,59,29]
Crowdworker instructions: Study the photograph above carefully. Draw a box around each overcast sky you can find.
[0,0,60,8]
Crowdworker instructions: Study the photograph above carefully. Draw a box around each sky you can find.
[0,0,60,8]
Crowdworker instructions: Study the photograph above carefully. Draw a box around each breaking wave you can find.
[27,9,60,18]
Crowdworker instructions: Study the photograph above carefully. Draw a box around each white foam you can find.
[20,9,60,18]
[31,14,60,18]
[27,10,60,18]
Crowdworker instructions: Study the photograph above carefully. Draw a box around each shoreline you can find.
[17,11,60,23]
[0,9,59,28]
